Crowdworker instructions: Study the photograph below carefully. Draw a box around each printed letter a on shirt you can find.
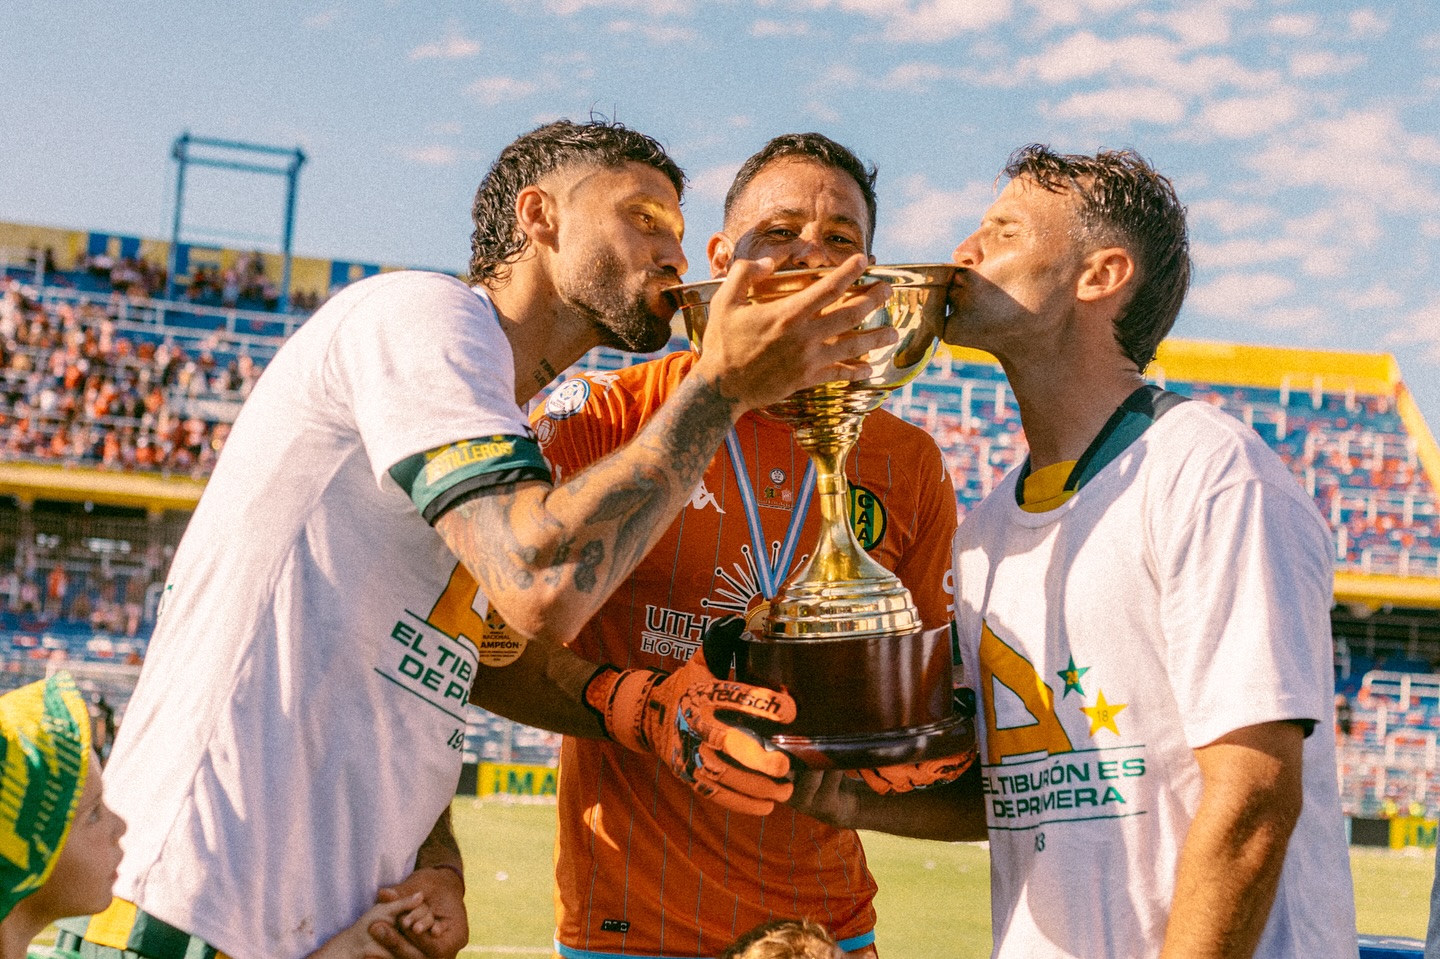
[979,622,1074,764]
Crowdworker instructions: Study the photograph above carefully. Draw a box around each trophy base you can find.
[757,711,975,770]
[734,625,976,770]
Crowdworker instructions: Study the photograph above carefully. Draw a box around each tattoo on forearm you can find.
[441,369,740,616]
[573,540,603,593]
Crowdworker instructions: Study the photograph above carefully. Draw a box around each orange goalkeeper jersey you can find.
[534,351,958,958]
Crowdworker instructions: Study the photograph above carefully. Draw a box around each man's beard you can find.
[561,247,676,354]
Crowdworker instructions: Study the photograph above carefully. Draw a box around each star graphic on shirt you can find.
[1056,656,1089,698]
[1080,690,1127,737]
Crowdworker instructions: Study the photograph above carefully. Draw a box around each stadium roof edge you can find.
[1335,571,1440,611]
[0,462,205,513]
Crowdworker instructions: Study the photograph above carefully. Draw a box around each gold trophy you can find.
[673,265,975,769]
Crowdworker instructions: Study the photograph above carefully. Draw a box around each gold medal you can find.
[475,608,527,667]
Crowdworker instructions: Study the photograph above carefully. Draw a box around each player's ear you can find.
[516,185,561,252]
[706,232,734,279]
[1076,247,1134,304]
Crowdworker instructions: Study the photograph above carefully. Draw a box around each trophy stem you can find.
[788,410,897,590]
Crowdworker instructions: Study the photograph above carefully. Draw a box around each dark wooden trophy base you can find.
[735,625,976,770]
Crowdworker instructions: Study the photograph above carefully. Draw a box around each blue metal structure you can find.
[164,132,307,313]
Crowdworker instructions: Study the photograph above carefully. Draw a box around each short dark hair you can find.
[723,133,879,249]
[468,118,686,286]
[1003,143,1191,371]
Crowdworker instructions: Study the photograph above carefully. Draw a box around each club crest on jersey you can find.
[544,378,590,419]
[848,483,887,549]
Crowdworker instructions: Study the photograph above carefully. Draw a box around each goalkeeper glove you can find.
[583,616,796,816]
[859,687,978,795]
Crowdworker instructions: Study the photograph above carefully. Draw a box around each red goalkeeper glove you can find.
[859,685,978,794]
[583,617,797,816]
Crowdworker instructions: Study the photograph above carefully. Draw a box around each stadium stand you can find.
[4,225,1440,827]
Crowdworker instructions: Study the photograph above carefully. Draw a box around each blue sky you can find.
[3,0,1438,422]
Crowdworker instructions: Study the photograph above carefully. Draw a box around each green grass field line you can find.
[455,799,1436,955]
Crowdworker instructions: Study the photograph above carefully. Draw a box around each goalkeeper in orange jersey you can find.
[510,133,973,959]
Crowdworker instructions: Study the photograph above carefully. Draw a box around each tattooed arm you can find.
[435,255,893,648]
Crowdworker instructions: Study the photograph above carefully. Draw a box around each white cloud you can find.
[1339,283,1403,311]
[877,175,994,256]
[303,7,340,28]
[804,100,843,123]
[1186,198,1275,234]
[687,163,740,204]
[1019,31,1176,84]
[1191,90,1299,139]
[409,29,482,60]
[1248,108,1440,215]
[799,0,1014,43]
[1246,305,1328,331]
[1027,0,1143,31]
[1267,13,1318,38]
[1289,50,1364,78]
[607,19,699,42]
[1191,236,1302,271]
[517,0,691,14]
[1188,270,1329,331]
[878,62,965,92]
[750,18,810,36]
[400,145,460,166]
[467,76,543,106]
[1046,86,1187,128]
[807,63,863,94]
[1015,31,1278,98]
[1383,300,1440,363]
[1155,4,1232,48]
[1348,9,1387,39]
[1189,271,1295,316]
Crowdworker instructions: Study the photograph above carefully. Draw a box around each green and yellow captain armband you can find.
[390,435,552,525]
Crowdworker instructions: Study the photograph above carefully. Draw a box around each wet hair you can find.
[723,133,879,249]
[719,919,841,959]
[1003,143,1191,371]
[468,118,686,286]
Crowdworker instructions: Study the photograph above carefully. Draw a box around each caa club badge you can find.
[545,378,591,420]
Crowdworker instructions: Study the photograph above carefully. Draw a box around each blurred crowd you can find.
[73,247,325,313]
[0,277,262,477]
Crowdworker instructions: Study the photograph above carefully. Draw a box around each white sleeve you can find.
[1159,477,1335,749]
[322,273,531,484]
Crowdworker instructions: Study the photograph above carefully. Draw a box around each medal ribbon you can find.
[724,427,817,599]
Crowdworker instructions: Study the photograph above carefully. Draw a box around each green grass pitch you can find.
[454,799,1434,956]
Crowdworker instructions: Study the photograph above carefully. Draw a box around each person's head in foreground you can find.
[946,142,1190,373]
[719,919,843,959]
[467,117,689,354]
[0,672,125,959]
[709,132,879,277]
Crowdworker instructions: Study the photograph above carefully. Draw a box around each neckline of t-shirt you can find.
[1002,391,1191,528]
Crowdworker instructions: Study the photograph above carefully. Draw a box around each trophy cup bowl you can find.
[671,264,976,769]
